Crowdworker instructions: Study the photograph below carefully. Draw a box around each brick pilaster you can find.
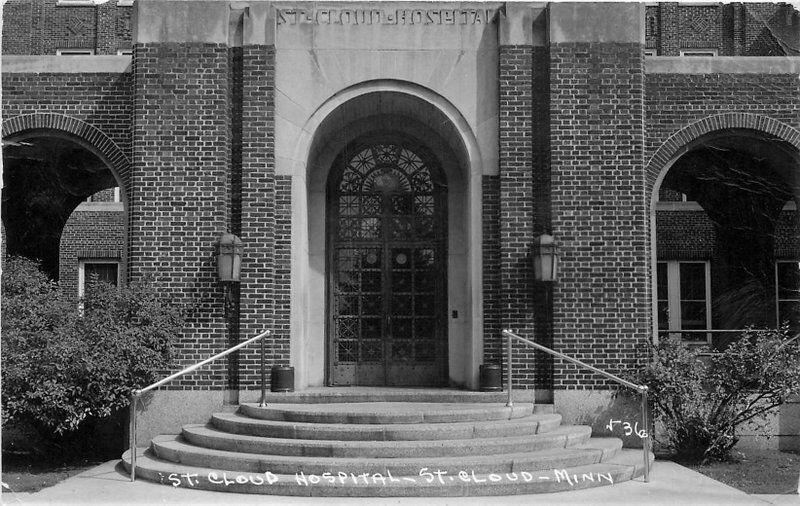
[549,40,649,389]
[238,45,283,389]
[498,45,541,389]
[96,1,116,54]
[659,3,680,56]
[130,42,231,389]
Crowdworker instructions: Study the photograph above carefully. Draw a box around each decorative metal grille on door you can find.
[328,139,447,386]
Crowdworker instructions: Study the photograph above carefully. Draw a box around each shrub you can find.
[1,256,184,449]
[634,328,800,464]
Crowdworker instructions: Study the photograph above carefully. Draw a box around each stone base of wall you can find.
[737,400,800,451]
[555,389,800,452]
[554,389,647,449]
[134,390,238,444]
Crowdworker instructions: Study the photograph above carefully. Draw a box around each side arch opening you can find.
[2,123,129,296]
[649,126,800,346]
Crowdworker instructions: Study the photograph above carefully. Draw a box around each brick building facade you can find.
[2,1,799,448]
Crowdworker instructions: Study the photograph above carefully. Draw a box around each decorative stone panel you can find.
[678,5,720,50]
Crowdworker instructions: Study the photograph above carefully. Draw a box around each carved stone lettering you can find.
[276,7,496,26]
[442,10,455,24]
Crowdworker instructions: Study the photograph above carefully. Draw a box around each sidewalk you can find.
[3,459,796,506]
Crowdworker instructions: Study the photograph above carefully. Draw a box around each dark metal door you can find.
[328,139,447,386]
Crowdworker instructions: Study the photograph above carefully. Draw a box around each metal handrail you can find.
[128,329,271,482]
[501,329,651,483]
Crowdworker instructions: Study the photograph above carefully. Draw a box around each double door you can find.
[328,141,447,386]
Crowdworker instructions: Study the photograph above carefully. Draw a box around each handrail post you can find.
[129,392,137,482]
[259,333,267,407]
[505,330,513,408]
[641,387,651,483]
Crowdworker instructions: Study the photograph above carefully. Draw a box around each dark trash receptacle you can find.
[479,363,502,392]
[271,365,294,392]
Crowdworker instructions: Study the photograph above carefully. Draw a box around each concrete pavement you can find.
[3,459,796,505]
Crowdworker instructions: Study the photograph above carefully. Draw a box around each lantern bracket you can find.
[532,234,558,282]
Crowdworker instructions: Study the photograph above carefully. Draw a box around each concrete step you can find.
[151,428,608,475]
[211,411,563,441]
[238,402,534,424]
[123,446,651,496]
[181,424,608,459]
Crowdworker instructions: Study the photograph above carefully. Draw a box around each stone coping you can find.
[74,201,125,211]
[2,55,132,74]
[646,56,800,74]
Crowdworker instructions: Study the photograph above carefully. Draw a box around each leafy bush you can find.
[634,328,800,464]
[1,256,184,447]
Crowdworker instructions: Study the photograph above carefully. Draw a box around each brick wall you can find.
[678,5,721,50]
[775,209,800,258]
[87,187,118,202]
[2,0,33,54]
[656,205,798,330]
[658,3,723,55]
[549,42,649,389]
[645,6,659,50]
[645,73,800,187]
[2,72,132,155]
[129,42,231,390]
[59,205,124,298]
[721,4,736,56]
[744,3,798,56]
[658,3,680,56]
[656,210,716,259]
[647,3,798,56]
[2,0,133,55]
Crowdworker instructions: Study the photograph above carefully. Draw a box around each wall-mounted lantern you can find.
[532,234,558,282]
[215,232,243,282]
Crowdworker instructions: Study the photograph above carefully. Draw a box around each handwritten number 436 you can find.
[605,419,648,438]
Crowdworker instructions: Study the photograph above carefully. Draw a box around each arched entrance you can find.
[294,82,483,389]
[326,134,448,386]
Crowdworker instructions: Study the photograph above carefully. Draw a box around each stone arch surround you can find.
[647,113,800,341]
[289,80,486,389]
[2,112,131,203]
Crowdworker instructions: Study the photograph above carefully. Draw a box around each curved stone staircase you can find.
[122,389,652,496]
